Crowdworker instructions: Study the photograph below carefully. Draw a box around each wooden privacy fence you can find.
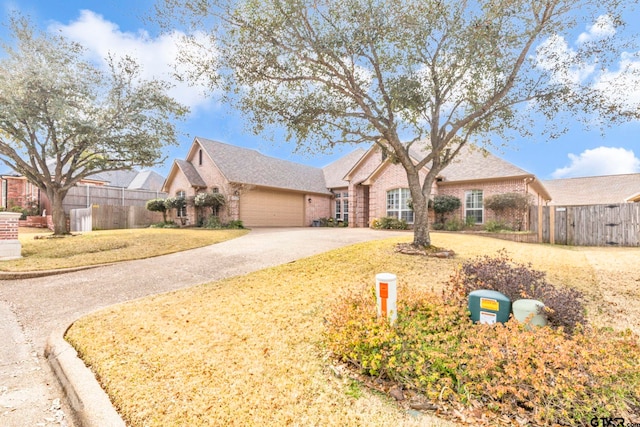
[62,185,166,213]
[530,203,640,246]
[68,205,164,230]
[91,205,164,230]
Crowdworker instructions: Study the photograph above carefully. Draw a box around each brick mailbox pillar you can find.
[0,212,22,260]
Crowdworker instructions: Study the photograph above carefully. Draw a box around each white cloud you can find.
[535,34,596,86]
[535,14,640,114]
[593,51,640,110]
[49,10,216,112]
[577,14,617,44]
[551,146,640,178]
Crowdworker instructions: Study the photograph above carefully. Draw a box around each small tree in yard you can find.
[164,196,187,224]
[0,15,187,235]
[194,192,226,219]
[146,199,169,223]
[156,0,639,248]
[432,195,462,226]
[485,193,532,231]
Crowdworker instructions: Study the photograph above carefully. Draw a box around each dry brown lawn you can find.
[65,233,640,426]
[2,228,248,271]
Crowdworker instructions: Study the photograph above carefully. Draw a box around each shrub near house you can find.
[484,192,532,231]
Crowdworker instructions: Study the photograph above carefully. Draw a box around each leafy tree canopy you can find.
[156,0,639,246]
[0,15,187,234]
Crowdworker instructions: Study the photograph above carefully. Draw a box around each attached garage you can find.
[239,188,305,227]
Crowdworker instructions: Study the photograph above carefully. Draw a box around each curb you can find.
[45,327,126,427]
[0,264,111,280]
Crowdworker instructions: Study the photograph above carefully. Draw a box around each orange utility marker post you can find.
[375,273,397,325]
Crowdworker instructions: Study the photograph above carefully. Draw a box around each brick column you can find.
[0,212,22,260]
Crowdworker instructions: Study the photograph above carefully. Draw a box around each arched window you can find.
[386,188,413,223]
[198,149,203,166]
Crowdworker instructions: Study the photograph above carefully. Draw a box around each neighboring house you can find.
[543,173,640,205]
[0,168,165,213]
[163,137,553,228]
[0,174,40,212]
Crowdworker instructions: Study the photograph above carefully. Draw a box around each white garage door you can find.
[239,189,305,227]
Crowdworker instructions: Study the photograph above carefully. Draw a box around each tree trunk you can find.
[411,192,431,247]
[50,190,69,235]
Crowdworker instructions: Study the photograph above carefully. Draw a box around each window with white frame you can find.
[342,192,349,223]
[386,188,413,223]
[334,192,349,223]
[176,190,187,217]
[465,190,483,224]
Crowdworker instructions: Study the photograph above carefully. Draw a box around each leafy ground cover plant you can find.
[324,280,640,426]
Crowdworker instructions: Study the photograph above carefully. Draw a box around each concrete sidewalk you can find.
[0,228,407,426]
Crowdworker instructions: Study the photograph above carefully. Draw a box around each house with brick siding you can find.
[163,137,552,228]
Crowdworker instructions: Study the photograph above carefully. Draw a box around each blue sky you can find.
[2,1,640,181]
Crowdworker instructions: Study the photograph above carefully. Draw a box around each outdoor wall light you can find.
[308,197,312,203]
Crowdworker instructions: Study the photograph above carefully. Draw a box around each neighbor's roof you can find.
[323,148,367,189]
[87,170,139,187]
[127,170,165,192]
[543,173,640,205]
[196,137,331,194]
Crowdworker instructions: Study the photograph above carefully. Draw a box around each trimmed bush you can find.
[485,192,531,231]
[372,216,408,230]
[431,195,461,224]
[146,198,168,223]
[484,219,513,232]
[455,251,586,332]
[444,217,465,231]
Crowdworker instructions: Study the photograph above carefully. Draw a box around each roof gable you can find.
[438,146,532,182]
[127,170,165,191]
[176,159,207,188]
[196,137,330,194]
[323,148,367,188]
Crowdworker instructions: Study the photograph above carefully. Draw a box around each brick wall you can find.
[347,148,384,227]
[306,194,332,225]
[0,212,21,240]
[1,177,39,209]
[437,179,531,225]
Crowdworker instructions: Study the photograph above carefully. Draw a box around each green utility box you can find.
[468,290,511,324]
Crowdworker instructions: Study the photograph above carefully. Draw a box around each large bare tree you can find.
[158,0,638,246]
[0,16,187,234]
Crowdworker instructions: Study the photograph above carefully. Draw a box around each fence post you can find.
[0,211,22,259]
[537,204,543,243]
[549,207,555,245]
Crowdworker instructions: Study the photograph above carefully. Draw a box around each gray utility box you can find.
[468,290,511,324]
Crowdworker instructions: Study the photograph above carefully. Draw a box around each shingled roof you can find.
[543,173,640,205]
[127,170,166,191]
[175,159,207,188]
[439,145,532,182]
[197,137,331,194]
[322,148,367,188]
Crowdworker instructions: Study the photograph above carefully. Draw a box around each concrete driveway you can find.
[0,227,407,427]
